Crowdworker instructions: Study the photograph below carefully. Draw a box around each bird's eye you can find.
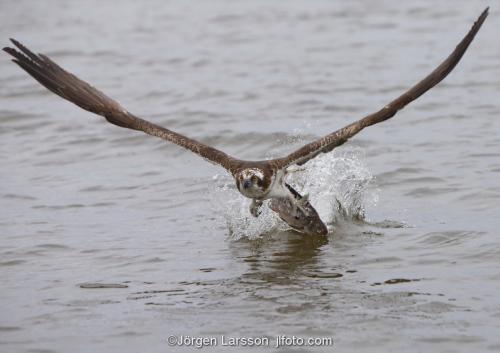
[251,175,258,183]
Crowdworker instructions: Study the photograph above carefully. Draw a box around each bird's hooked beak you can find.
[243,179,251,189]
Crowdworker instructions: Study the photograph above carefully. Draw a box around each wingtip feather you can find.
[10,38,21,47]
[478,7,489,22]
[3,46,18,57]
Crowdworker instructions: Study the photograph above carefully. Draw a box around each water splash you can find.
[209,147,378,240]
[209,175,282,240]
[290,148,378,223]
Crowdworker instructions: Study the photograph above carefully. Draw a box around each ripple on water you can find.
[0,259,27,267]
[0,326,23,332]
[415,230,484,248]
[2,193,37,201]
[79,283,129,289]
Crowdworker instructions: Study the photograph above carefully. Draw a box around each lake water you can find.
[1,1,499,352]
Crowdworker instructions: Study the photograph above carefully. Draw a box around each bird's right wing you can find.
[272,7,488,169]
[3,39,239,173]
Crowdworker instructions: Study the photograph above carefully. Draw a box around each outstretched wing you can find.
[273,7,488,168]
[3,39,239,173]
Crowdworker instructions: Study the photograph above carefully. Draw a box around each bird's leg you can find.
[250,199,263,217]
[299,193,310,204]
[294,196,310,215]
[286,165,306,174]
[283,183,310,215]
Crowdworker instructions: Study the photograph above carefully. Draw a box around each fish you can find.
[269,183,328,236]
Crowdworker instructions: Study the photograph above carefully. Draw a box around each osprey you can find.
[3,8,488,236]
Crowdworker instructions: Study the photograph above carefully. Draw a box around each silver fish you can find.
[269,184,328,236]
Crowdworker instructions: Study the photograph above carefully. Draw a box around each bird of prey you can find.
[3,8,488,236]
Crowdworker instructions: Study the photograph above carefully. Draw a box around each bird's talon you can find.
[250,208,262,217]
[286,165,306,174]
[250,200,263,217]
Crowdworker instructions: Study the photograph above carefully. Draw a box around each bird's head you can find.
[235,168,267,198]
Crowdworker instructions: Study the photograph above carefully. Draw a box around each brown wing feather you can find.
[3,39,238,172]
[273,7,488,168]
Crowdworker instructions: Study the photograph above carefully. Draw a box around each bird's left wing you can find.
[272,7,488,169]
[3,39,239,173]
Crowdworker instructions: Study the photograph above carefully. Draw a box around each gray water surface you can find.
[1,1,500,352]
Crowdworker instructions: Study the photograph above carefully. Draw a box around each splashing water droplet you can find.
[209,147,377,240]
[290,148,378,224]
